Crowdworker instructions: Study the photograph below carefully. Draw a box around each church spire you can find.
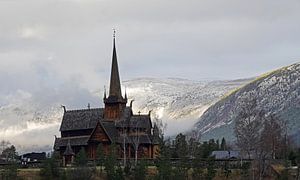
[108,30,123,99]
[104,30,127,120]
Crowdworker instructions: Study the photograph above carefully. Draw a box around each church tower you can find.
[104,32,127,120]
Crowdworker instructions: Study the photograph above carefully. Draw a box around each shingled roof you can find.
[100,121,118,142]
[116,114,151,129]
[60,108,104,131]
[60,107,133,131]
[54,136,90,150]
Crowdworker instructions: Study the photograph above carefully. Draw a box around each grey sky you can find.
[1,0,300,90]
[0,0,300,152]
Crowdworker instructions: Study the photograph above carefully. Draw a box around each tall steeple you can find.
[108,32,122,99]
[104,30,127,120]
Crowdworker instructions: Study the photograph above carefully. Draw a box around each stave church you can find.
[54,35,159,166]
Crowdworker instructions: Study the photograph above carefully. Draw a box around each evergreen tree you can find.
[114,164,124,180]
[175,133,188,158]
[75,148,88,166]
[1,145,17,162]
[155,138,172,180]
[192,143,205,180]
[96,143,105,173]
[133,159,147,180]
[188,137,198,158]
[172,133,189,179]
[221,137,226,150]
[216,139,220,150]
[40,152,60,180]
[104,143,119,180]
[288,150,297,166]
[200,140,219,158]
[2,162,18,180]
[206,157,216,180]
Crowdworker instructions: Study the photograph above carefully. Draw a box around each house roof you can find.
[211,151,240,159]
[60,108,104,131]
[21,152,46,160]
[60,107,134,132]
[116,114,151,129]
[54,136,90,150]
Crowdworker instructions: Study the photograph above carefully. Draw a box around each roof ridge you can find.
[61,135,90,139]
[66,107,104,112]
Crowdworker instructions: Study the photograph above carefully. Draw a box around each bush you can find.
[240,162,251,178]
[75,148,87,167]
[40,154,60,180]
[206,157,216,180]
[1,162,19,180]
[134,160,147,180]
[192,167,205,180]
[65,167,95,180]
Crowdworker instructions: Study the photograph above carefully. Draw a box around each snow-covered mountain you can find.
[123,78,252,135]
[0,90,64,153]
[192,63,300,143]
[0,77,251,153]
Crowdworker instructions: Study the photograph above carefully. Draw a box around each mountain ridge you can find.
[191,62,300,143]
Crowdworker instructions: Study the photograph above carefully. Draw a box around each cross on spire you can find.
[113,29,116,38]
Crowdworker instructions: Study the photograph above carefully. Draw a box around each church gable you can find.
[89,122,110,142]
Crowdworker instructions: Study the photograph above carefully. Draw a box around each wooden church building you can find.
[54,35,159,165]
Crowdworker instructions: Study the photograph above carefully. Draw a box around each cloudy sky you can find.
[1,0,300,152]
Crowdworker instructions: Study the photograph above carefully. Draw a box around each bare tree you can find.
[234,94,285,180]
[260,115,284,159]
[255,115,284,179]
[152,115,167,139]
[121,117,129,167]
[234,95,264,159]
[188,130,201,158]
[0,140,11,155]
[132,111,142,166]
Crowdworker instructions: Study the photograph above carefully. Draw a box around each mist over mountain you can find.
[191,63,300,144]
[0,77,251,153]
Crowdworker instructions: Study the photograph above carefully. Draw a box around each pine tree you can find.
[104,143,119,180]
[134,159,147,180]
[40,152,60,180]
[75,147,88,166]
[175,133,188,158]
[175,133,189,179]
[221,137,226,150]
[2,162,18,180]
[206,157,216,180]
[96,143,105,173]
[155,138,172,180]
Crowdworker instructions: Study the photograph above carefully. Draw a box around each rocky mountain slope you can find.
[192,63,300,143]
